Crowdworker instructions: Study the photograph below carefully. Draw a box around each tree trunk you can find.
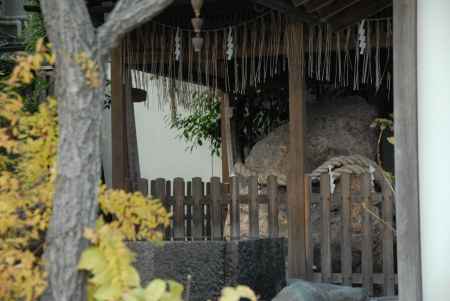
[40,2,103,300]
[39,0,173,300]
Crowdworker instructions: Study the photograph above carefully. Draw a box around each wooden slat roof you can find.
[86,0,392,30]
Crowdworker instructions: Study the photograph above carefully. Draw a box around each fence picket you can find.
[268,175,279,239]
[145,173,397,296]
[210,177,222,240]
[231,176,240,240]
[173,178,185,240]
[320,173,332,283]
[154,178,170,240]
[192,177,203,240]
[361,174,374,295]
[304,175,314,280]
[382,181,395,296]
[341,173,353,286]
[249,176,259,239]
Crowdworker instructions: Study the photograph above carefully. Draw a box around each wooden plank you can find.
[361,174,374,295]
[230,176,240,240]
[139,178,148,196]
[210,177,222,240]
[150,180,156,197]
[166,180,173,240]
[312,272,398,285]
[223,93,234,179]
[304,175,314,280]
[341,173,353,286]
[327,0,392,31]
[248,176,259,239]
[286,21,307,278]
[192,177,204,240]
[268,175,279,239]
[304,0,335,12]
[382,180,395,296]
[154,178,169,239]
[316,0,361,19]
[320,173,332,283]
[186,181,192,239]
[173,178,185,240]
[111,46,127,190]
[393,1,422,301]
[220,92,230,184]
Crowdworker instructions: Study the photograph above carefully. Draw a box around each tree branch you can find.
[97,0,174,56]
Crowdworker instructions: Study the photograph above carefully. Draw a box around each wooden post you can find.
[286,21,307,279]
[393,1,422,300]
[340,173,353,286]
[220,92,234,183]
[111,46,128,190]
[320,173,332,283]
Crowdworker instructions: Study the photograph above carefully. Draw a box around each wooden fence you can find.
[147,173,397,297]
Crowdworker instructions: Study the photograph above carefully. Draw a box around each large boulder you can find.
[234,96,378,185]
[273,280,368,301]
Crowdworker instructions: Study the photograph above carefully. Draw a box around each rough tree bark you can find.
[39,1,173,300]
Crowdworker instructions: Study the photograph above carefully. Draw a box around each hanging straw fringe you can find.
[121,15,392,109]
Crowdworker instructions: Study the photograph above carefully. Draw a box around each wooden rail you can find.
[147,173,397,297]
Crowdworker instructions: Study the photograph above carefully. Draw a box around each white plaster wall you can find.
[134,93,222,183]
[418,0,450,299]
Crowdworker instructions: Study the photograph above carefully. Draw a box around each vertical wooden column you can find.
[111,46,128,190]
[393,1,422,300]
[286,21,307,279]
[220,92,234,183]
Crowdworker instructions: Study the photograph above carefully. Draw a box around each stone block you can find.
[273,280,369,301]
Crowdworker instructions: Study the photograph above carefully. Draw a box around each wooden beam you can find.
[220,92,230,183]
[327,0,392,31]
[286,21,307,279]
[291,0,311,7]
[304,0,335,13]
[316,0,362,20]
[393,1,422,301]
[111,46,127,190]
[251,0,319,23]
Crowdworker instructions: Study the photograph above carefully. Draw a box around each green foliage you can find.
[170,92,221,156]
[23,0,47,53]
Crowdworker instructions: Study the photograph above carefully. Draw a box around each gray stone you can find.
[226,239,286,300]
[273,280,369,301]
[235,96,378,185]
[127,238,286,301]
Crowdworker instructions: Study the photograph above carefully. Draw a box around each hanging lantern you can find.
[191,0,204,17]
[191,17,204,33]
[192,34,204,52]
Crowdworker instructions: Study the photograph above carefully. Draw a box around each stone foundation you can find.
[127,238,286,301]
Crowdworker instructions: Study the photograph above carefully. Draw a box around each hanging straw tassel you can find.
[353,25,360,90]
[325,24,332,82]
[308,25,314,78]
[335,31,342,87]
[343,27,351,87]
[375,20,381,91]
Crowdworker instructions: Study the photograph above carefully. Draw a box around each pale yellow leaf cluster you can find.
[98,186,171,241]
[0,40,169,301]
[80,225,184,301]
[75,52,102,88]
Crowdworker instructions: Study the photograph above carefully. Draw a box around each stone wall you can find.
[128,238,286,301]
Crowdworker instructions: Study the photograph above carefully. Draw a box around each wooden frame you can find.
[393,0,422,300]
[111,46,128,190]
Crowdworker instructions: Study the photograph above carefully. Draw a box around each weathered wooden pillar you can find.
[220,91,234,183]
[393,1,422,300]
[111,46,128,190]
[286,21,307,279]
